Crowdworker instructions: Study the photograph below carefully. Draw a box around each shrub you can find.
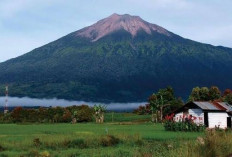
[68,139,87,149]
[0,105,94,123]
[164,121,205,132]
[40,151,50,157]
[133,104,151,115]
[193,130,232,157]
[75,105,94,122]
[33,138,41,147]
[24,149,40,157]
[164,113,205,132]
[100,135,120,147]
[68,153,81,157]
[0,144,6,152]
[62,109,72,122]
[11,107,24,123]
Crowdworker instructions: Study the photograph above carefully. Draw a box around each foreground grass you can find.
[0,122,204,157]
[1,113,232,157]
[0,123,202,140]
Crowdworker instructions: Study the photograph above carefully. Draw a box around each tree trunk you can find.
[160,106,163,122]
[151,110,155,123]
[156,111,159,123]
[100,113,104,123]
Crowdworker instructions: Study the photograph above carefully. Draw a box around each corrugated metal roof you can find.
[173,101,232,114]
[193,102,220,110]
[217,102,232,111]
[192,101,232,111]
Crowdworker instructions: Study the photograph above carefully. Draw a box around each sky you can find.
[0,0,232,62]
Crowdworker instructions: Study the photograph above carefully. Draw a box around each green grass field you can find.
[104,112,151,123]
[0,113,206,157]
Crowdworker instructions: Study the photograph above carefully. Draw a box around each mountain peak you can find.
[76,13,171,41]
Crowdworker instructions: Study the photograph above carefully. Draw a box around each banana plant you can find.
[94,104,107,123]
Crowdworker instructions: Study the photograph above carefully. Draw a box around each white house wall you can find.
[174,109,204,125]
[208,112,229,129]
[188,109,204,125]
[174,112,183,122]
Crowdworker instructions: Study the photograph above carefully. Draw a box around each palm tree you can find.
[149,94,170,122]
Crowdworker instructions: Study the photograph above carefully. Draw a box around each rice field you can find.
[0,121,203,157]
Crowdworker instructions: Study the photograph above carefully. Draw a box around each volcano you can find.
[0,13,232,102]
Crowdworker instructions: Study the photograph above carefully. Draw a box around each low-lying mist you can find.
[0,97,146,111]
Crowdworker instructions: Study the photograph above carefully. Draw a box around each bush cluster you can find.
[0,144,6,152]
[0,105,94,123]
[22,150,51,157]
[186,129,232,157]
[100,135,120,147]
[164,113,205,132]
[164,121,205,132]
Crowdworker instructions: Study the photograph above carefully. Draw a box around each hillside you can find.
[0,13,232,102]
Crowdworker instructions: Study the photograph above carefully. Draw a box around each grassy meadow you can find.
[0,113,202,157]
[0,113,231,157]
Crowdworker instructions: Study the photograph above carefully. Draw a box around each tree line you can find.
[188,86,232,103]
[0,105,93,123]
[133,86,232,122]
[0,104,108,124]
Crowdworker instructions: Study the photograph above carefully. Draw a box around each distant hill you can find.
[0,13,232,102]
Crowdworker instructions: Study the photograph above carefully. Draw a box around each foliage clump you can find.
[0,105,94,123]
[68,139,87,149]
[33,138,41,147]
[0,144,6,152]
[100,135,120,147]
[94,104,107,123]
[191,130,232,157]
[134,87,184,123]
[164,114,205,132]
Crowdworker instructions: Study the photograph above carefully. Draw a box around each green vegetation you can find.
[0,28,232,102]
[94,104,107,123]
[104,113,150,123]
[0,105,94,124]
[148,87,183,122]
[0,113,231,157]
[133,86,232,122]
[0,122,231,157]
[0,123,204,157]
[164,114,205,132]
[189,86,232,104]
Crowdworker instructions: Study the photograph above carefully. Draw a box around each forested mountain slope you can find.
[0,14,232,102]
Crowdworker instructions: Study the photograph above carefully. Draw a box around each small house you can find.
[173,101,232,129]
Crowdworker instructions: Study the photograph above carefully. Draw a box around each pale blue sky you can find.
[0,0,232,62]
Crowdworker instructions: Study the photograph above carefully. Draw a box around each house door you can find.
[204,112,209,127]
[227,117,232,128]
